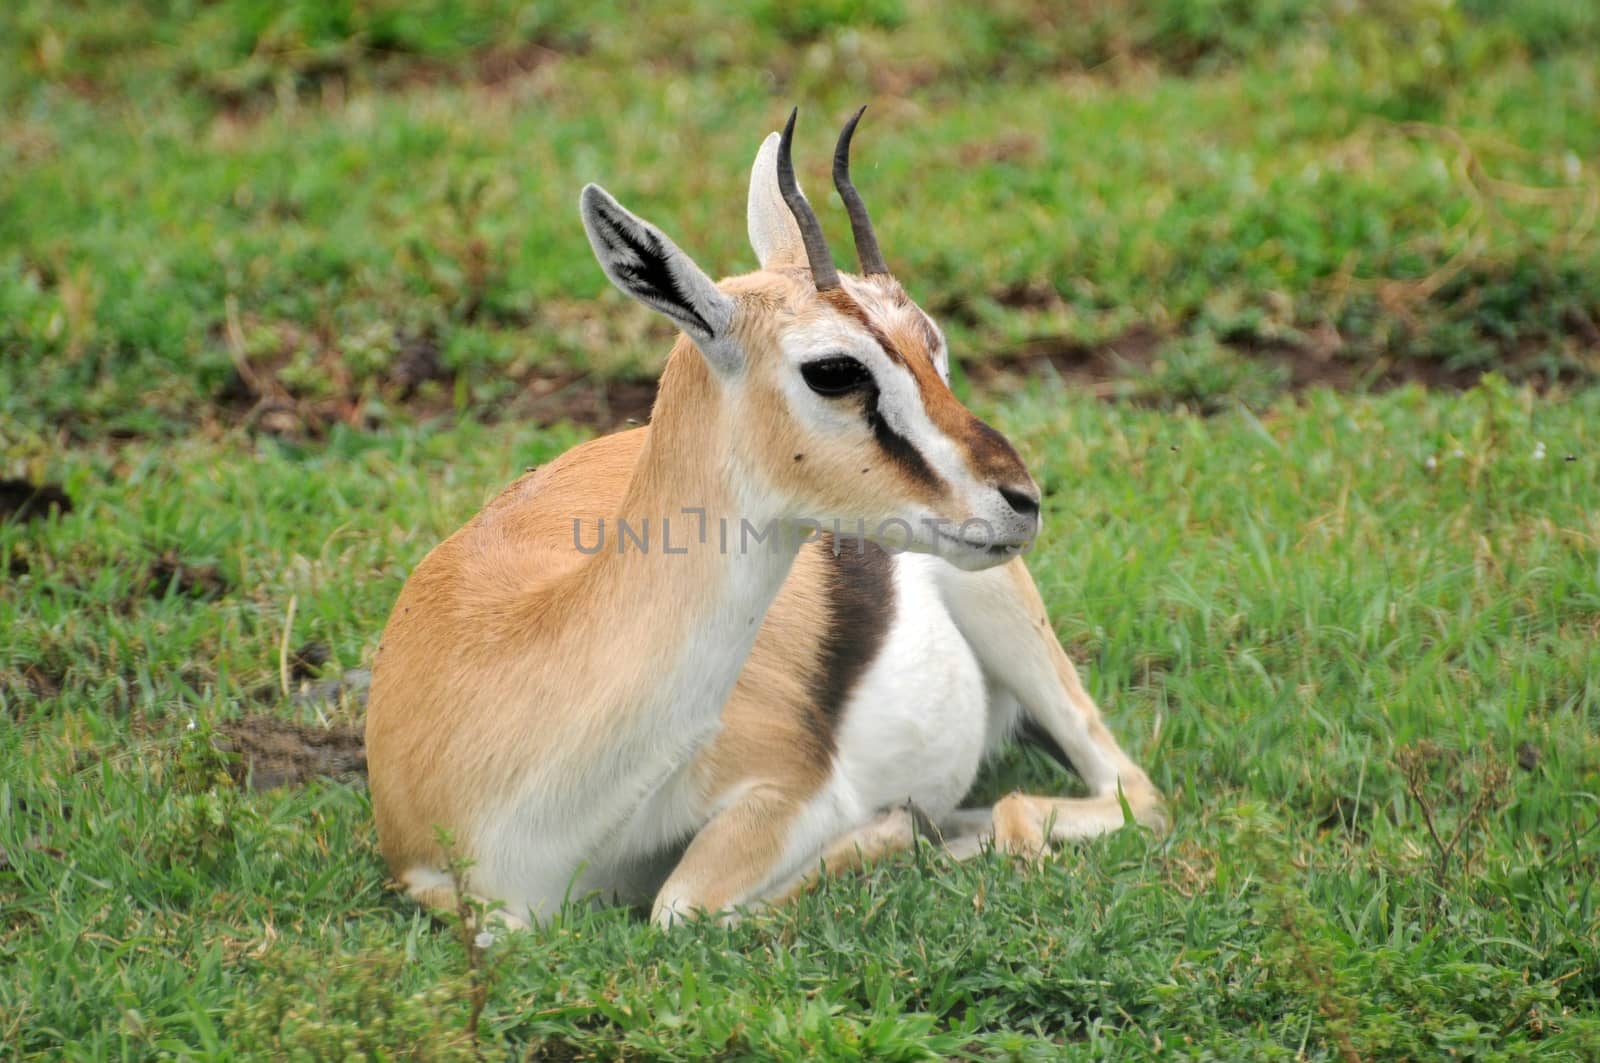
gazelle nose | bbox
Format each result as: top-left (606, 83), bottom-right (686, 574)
top-left (998, 484), bottom-right (1040, 518)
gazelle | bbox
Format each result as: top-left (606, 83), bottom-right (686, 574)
top-left (366, 109), bottom-right (1167, 927)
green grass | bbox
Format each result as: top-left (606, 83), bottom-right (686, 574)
top-left (2, 0), bottom-right (1598, 436)
top-left (4, 0), bottom-right (1600, 1058)
top-left (5, 382), bottom-right (1598, 1058)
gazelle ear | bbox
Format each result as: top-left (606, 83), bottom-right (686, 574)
top-left (580, 184), bottom-right (739, 373)
top-left (747, 132), bottom-right (807, 270)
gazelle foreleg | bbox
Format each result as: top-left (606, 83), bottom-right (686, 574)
top-left (649, 784), bottom-right (805, 927)
top-left (653, 792), bottom-right (940, 925)
top-left (758, 802), bottom-right (936, 907)
top-left (936, 558), bottom-right (1169, 852)
top-left (651, 780), bottom-right (935, 926)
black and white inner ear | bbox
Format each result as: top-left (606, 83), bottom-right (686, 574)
top-left (580, 184), bottom-right (736, 362)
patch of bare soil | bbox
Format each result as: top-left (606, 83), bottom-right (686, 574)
top-left (203, 38), bottom-right (572, 122)
top-left (463, 41), bottom-right (569, 90)
top-left (970, 321), bottom-right (1584, 399)
top-left (0, 664), bottom-right (63, 712)
top-left (214, 716), bottom-right (367, 791)
top-left (1228, 328), bottom-right (1492, 392)
top-left (216, 331), bottom-right (659, 439)
top-left (213, 322), bottom-right (457, 437)
top-left (196, 283), bottom-right (1595, 441)
top-left (144, 550), bottom-right (229, 601)
top-left (246, 642), bottom-right (372, 707)
top-left (965, 325), bottom-right (1164, 397)
top-left (519, 372), bottom-right (658, 429)
top-left (957, 132), bottom-right (1043, 167)
top-left (217, 329), bottom-right (1582, 442)
top-left (0, 480), bottom-right (72, 523)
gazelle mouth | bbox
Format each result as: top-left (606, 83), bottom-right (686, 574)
top-left (931, 526), bottom-right (1029, 558)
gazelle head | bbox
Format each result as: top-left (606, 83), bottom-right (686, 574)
top-left (580, 108), bottom-right (1039, 570)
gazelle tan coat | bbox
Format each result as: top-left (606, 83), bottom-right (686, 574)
top-left (365, 111), bottom-right (1167, 926)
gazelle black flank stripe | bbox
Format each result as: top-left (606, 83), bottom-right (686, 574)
top-left (802, 535), bottom-right (895, 753)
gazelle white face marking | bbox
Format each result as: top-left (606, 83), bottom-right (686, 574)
top-left (738, 271), bottom-right (1038, 569)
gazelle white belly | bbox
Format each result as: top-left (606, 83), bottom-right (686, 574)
top-left (830, 552), bottom-right (989, 822)
top-left (466, 553), bottom-right (995, 918)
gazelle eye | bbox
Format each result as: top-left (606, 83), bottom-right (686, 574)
top-left (800, 357), bottom-right (871, 396)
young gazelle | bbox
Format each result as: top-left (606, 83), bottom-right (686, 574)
top-left (365, 110), bottom-right (1167, 927)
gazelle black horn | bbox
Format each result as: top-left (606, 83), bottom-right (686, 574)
top-left (832, 106), bottom-right (890, 277)
top-left (776, 108), bottom-right (841, 291)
